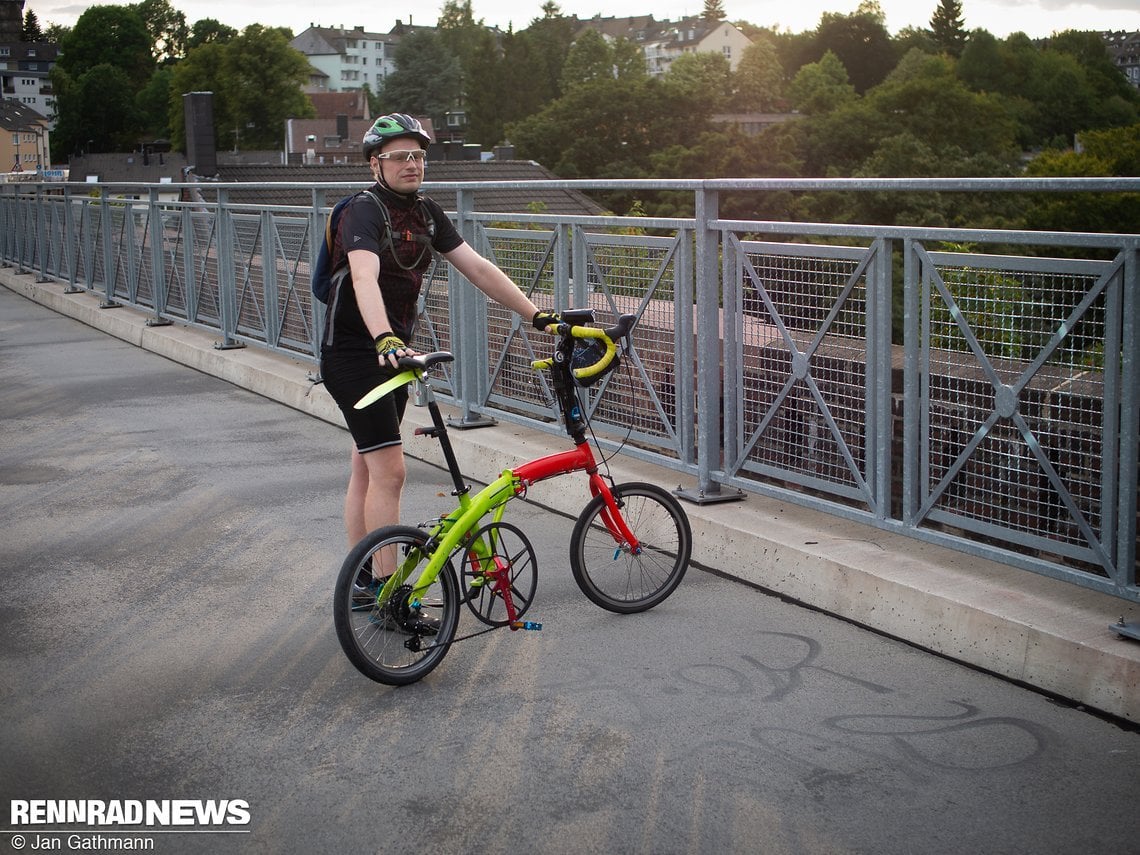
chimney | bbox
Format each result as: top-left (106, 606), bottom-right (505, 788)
top-left (336, 114), bottom-right (349, 141)
top-left (182, 92), bottom-right (217, 177)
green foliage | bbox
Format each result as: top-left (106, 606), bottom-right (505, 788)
top-left (812, 4), bottom-right (899, 93)
top-left (702, 0), bottom-right (727, 24)
top-left (132, 0), bottom-right (189, 63)
top-left (167, 27), bottom-right (313, 152)
top-left (22, 9), bottom-right (44, 41)
top-left (378, 30), bottom-right (461, 118)
top-left (221, 25), bottom-right (313, 149)
top-left (561, 29), bottom-right (614, 88)
top-left (57, 5), bottom-right (154, 88)
top-left (1022, 124), bottom-right (1140, 234)
top-left (929, 0), bottom-right (967, 57)
top-left (134, 67), bottom-right (173, 138)
top-left (167, 42), bottom-right (230, 149)
top-left (731, 36), bottom-right (784, 112)
top-left (187, 18), bottom-right (237, 48)
top-left (662, 50), bottom-right (732, 113)
top-left (52, 64), bottom-right (141, 154)
top-left (787, 50), bottom-right (857, 115)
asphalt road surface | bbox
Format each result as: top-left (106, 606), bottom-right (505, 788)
top-left (2, 286), bottom-right (1138, 854)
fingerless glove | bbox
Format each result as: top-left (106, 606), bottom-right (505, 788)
top-left (532, 311), bottom-right (560, 331)
top-left (374, 332), bottom-right (406, 354)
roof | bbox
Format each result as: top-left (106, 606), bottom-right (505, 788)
top-left (308, 91), bottom-right (370, 121)
top-left (0, 98), bottom-right (48, 131)
top-left (67, 151), bottom-right (189, 184)
top-left (204, 160), bottom-right (606, 215)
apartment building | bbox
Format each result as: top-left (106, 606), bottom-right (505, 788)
top-left (290, 21), bottom-right (430, 93)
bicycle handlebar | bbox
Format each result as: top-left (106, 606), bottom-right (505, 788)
top-left (531, 311), bottom-right (636, 381)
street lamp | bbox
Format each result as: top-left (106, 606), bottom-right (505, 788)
top-left (12, 132), bottom-right (21, 172)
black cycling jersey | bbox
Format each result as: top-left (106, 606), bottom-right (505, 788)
top-left (321, 184), bottom-right (462, 351)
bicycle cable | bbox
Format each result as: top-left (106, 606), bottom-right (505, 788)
top-left (578, 354), bottom-right (636, 482)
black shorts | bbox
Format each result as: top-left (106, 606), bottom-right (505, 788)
top-left (321, 350), bottom-right (409, 454)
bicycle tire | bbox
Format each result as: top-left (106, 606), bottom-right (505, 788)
top-left (569, 482), bottom-right (691, 613)
top-left (333, 525), bottom-right (460, 686)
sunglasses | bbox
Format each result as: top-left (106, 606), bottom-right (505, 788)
top-left (375, 149), bottom-right (427, 163)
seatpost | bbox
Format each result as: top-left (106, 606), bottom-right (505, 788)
top-left (418, 394), bottom-right (471, 497)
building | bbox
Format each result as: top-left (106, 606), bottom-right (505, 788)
top-left (290, 21), bottom-right (432, 94)
top-left (576, 15), bottom-right (754, 76)
top-left (0, 97), bottom-right (49, 172)
top-left (1102, 30), bottom-right (1140, 90)
top-left (0, 41), bottom-right (58, 124)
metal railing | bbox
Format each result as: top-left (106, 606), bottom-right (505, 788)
top-left (4, 176), bottom-right (1137, 602)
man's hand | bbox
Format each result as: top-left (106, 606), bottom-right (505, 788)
top-left (532, 311), bottom-right (560, 332)
top-left (374, 332), bottom-right (407, 366)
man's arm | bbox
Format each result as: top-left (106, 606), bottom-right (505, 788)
top-left (443, 242), bottom-right (542, 320)
top-left (347, 249), bottom-right (410, 362)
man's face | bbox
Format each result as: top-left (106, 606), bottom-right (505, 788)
top-left (373, 136), bottom-right (425, 194)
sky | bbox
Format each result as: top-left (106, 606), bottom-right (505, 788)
top-left (25, 0), bottom-right (1140, 41)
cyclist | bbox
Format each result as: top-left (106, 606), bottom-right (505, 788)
top-left (319, 112), bottom-right (558, 585)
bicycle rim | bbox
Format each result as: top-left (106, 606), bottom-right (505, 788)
top-left (569, 482), bottom-right (691, 614)
top-left (333, 525), bottom-right (460, 685)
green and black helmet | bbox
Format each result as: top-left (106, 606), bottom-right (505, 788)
top-left (362, 113), bottom-right (431, 160)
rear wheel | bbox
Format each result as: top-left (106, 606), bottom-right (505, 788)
top-left (333, 525), bottom-right (460, 685)
top-left (569, 482), bottom-right (691, 613)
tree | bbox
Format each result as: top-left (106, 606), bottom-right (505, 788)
top-left (135, 66), bottom-right (174, 139)
top-left (379, 30), bottom-right (461, 117)
top-left (731, 35), bottom-right (784, 111)
top-left (561, 29), bottom-right (614, 87)
top-left (929, 0), bottom-right (967, 57)
top-left (662, 50), bottom-right (732, 113)
top-left (52, 64), bottom-right (140, 154)
top-left (56, 5), bottom-right (154, 88)
top-left (133, 0), bottom-right (188, 63)
top-left (508, 76), bottom-right (673, 179)
top-left (167, 26), bottom-right (312, 152)
top-left (1024, 124), bottom-right (1140, 234)
top-left (22, 9), bottom-right (44, 41)
top-left (787, 50), bottom-right (856, 115)
top-left (168, 42), bottom-right (232, 150)
top-left (188, 18), bottom-right (237, 49)
top-left (702, 0), bottom-right (726, 24)
top-left (812, 2), bottom-right (898, 93)
top-left (221, 25), bottom-right (314, 150)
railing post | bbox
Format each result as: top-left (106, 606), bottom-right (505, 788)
top-left (869, 238), bottom-right (893, 520)
top-left (35, 184), bottom-right (48, 282)
top-left (147, 187), bottom-right (172, 326)
top-left (677, 184), bottom-right (741, 504)
top-left (98, 187), bottom-right (119, 308)
top-left (676, 225), bottom-right (696, 465)
top-left (214, 188), bottom-right (244, 350)
top-left (1118, 242), bottom-right (1138, 590)
top-left (310, 187), bottom-right (327, 364)
top-left (902, 237), bottom-right (920, 527)
top-left (262, 208), bottom-right (280, 348)
top-left (448, 186), bottom-right (494, 428)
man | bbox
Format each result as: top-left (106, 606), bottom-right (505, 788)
top-left (319, 113), bottom-right (557, 581)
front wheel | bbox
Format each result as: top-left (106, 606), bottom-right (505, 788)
top-left (333, 525), bottom-right (460, 686)
top-left (570, 482), bottom-right (691, 614)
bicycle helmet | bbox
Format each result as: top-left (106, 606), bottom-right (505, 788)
top-left (571, 338), bottom-right (619, 387)
top-left (362, 113), bottom-right (432, 160)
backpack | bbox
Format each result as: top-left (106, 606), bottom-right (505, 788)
top-left (311, 189), bottom-right (435, 305)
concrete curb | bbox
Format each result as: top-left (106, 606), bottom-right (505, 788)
top-left (5, 268), bottom-right (1138, 723)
